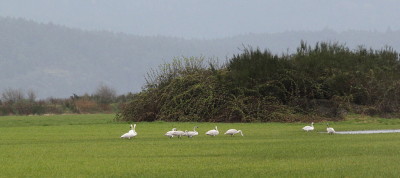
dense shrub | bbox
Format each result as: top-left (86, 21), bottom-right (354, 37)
top-left (117, 42), bottom-right (400, 122)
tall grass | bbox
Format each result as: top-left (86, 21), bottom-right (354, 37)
top-left (1, 114), bottom-right (400, 177)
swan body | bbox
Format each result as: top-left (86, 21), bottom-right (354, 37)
top-left (327, 127), bottom-right (335, 134)
top-left (302, 122), bottom-right (314, 132)
top-left (186, 126), bottom-right (199, 138)
top-left (172, 130), bottom-right (185, 138)
top-left (182, 130), bottom-right (188, 137)
top-left (121, 124), bottom-right (137, 139)
top-left (164, 128), bottom-right (177, 138)
top-left (206, 126), bottom-right (219, 136)
top-left (326, 124), bottom-right (335, 134)
top-left (224, 129), bottom-right (244, 136)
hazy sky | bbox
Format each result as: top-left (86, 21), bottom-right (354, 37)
top-left (1, 0), bottom-right (399, 38)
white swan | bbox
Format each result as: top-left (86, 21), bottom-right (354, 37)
top-left (120, 124), bottom-right (137, 139)
top-left (206, 126), bottom-right (219, 136)
top-left (164, 128), bottom-right (177, 138)
top-left (302, 122), bottom-right (314, 132)
top-left (182, 130), bottom-right (188, 137)
top-left (172, 130), bottom-right (185, 138)
top-left (224, 129), bottom-right (244, 136)
top-left (186, 126), bottom-right (199, 138)
top-left (326, 123), bottom-right (335, 134)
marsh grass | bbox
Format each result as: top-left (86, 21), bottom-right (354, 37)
top-left (1, 114), bottom-right (400, 177)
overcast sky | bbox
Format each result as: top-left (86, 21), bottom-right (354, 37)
top-left (1, 0), bottom-right (399, 39)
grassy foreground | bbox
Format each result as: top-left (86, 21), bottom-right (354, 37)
top-left (1, 114), bottom-right (400, 177)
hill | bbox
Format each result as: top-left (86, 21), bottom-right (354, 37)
top-left (1, 17), bottom-right (400, 99)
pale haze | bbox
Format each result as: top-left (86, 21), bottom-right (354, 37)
top-left (1, 0), bottom-right (399, 38)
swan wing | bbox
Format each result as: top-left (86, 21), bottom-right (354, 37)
top-left (121, 132), bottom-right (131, 138)
top-left (172, 131), bottom-right (184, 136)
top-left (302, 126), bottom-right (314, 130)
top-left (205, 130), bottom-right (214, 135)
top-left (164, 131), bottom-right (174, 137)
top-left (225, 129), bottom-right (237, 135)
top-left (327, 127), bottom-right (335, 133)
top-left (186, 131), bottom-right (198, 137)
top-left (206, 130), bottom-right (219, 135)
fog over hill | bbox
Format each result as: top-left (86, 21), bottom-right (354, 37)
top-left (1, 17), bottom-right (400, 99)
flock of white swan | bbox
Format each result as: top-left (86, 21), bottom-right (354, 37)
top-left (302, 122), bottom-right (336, 134)
top-left (120, 122), bottom-right (400, 138)
top-left (120, 124), bottom-right (244, 139)
top-left (120, 122), bottom-right (335, 139)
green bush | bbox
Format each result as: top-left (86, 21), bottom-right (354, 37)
top-left (117, 42), bottom-right (400, 122)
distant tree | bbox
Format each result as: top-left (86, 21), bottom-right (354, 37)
top-left (1, 88), bottom-right (24, 104)
top-left (27, 89), bottom-right (37, 102)
top-left (70, 94), bottom-right (80, 100)
top-left (94, 84), bottom-right (117, 105)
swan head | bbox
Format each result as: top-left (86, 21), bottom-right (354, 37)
top-left (215, 126), bottom-right (218, 130)
top-left (238, 130), bottom-right (244, 136)
top-left (326, 123), bottom-right (330, 127)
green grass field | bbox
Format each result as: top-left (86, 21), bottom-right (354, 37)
top-left (1, 114), bottom-right (400, 177)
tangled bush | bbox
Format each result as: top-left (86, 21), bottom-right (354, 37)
top-left (117, 42), bottom-right (400, 122)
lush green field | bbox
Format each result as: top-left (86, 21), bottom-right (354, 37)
top-left (1, 114), bottom-right (400, 177)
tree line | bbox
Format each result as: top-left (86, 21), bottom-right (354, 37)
top-left (116, 41), bottom-right (400, 122)
top-left (0, 84), bottom-right (134, 115)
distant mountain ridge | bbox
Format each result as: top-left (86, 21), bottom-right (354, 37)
top-left (1, 17), bottom-right (400, 98)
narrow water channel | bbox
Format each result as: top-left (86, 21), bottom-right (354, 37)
top-left (333, 129), bottom-right (400, 134)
